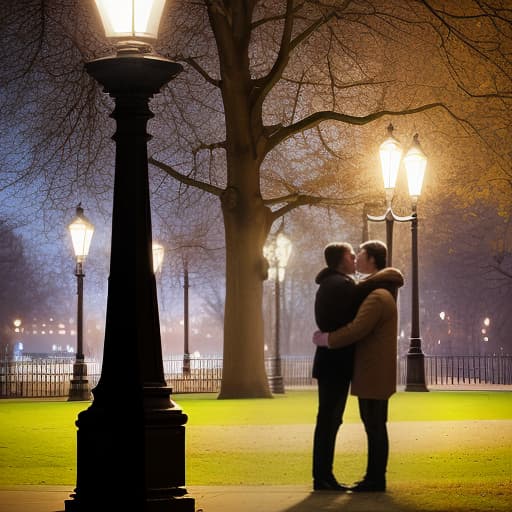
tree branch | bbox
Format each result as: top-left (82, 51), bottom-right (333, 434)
top-left (264, 191), bottom-right (367, 222)
top-left (180, 56), bottom-right (221, 87)
top-left (253, 0), bottom-right (295, 105)
top-left (149, 157), bottom-right (224, 196)
top-left (267, 102), bottom-right (448, 150)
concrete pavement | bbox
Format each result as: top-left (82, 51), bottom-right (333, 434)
top-left (0, 485), bottom-right (418, 512)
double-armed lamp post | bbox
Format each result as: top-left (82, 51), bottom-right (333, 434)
top-left (65, 1), bottom-right (194, 511)
top-left (67, 205), bottom-right (94, 401)
top-left (367, 124), bottom-right (429, 392)
top-left (264, 231), bottom-right (292, 394)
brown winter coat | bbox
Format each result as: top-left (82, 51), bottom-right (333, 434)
top-left (327, 287), bottom-right (399, 400)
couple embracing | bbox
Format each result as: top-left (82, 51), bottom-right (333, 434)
top-left (312, 240), bottom-right (403, 493)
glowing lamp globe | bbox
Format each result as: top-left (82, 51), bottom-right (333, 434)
top-left (152, 242), bottom-right (165, 273)
top-left (379, 123), bottom-right (403, 191)
top-left (94, 0), bottom-right (166, 42)
top-left (68, 206), bottom-right (95, 262)
top-left (404, 134), bottom-right (427, 200)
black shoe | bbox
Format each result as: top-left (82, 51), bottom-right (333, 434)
top-left (313, 478), bottom-right (349, 492)
top-left (350, 479), bottom-right (386, 492)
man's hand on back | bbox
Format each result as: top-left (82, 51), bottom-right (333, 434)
top-left (312, 330), bottom-right (329, 347)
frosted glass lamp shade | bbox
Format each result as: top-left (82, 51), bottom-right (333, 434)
top-left (264, 232), bottom-right (292, 282)
top-left (379, 124), bottom-right (403, 191)
top-left (94, 0), bottom-right (166, 41)
top-left (404, 134), bottom-right (427, 199)
top-left (152, 242), bottom-right (165, 273)
top-left (69, 206), bottom-right (95, 262)
top-left (275, 233), bottom-right (292, 281)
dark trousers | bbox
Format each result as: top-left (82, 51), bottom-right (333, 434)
top-left (312, 374), bottom-right (351, 481)
top-left (358, 398), bottom-right (389, 484)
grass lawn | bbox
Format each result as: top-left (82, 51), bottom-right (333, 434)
top-left (0, 390), bottom-right (511, 511)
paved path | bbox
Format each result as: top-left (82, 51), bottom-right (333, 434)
top-left (0, 484), bottom-right (428, 512)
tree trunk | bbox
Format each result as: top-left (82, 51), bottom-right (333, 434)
top-left (206, 3), bottom-right (274, 397)
top-left (218, 180), bottom-right (272, 398)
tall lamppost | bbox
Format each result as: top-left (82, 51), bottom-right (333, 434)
top-left (67, 205), bottom-right (94, 402)
top-left (65, 2), bottom-right (194, 511)
top-left (264, 230), bottom-right (292, 394)
top-left (367, 124), bottom-right (429, 392)
top-left (182, 256), bottom-right (190, 376)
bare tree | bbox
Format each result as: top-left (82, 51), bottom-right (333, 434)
top-left (0, 219), bottom-right (58, 354)
top-left (0, 1), bottom-right (510, 396)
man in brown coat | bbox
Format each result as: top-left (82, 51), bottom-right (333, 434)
top-left (313, 240), bottom-right (403, 492)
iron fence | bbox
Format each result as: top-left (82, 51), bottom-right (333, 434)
top-left (398, 354), bottom-right (512, 386)
top-left (1, 354), bottom-right (510, 398)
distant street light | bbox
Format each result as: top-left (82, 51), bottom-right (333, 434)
top-left (367, 124), bottom-right (428, 392)
top-left (67, 205), bottom-right (94, 401)
top-left (264, 230), bottom-right (292, 394)
top-left (152, 242), bottom-right (165, 274)
top-left (65, 1), bottom-right (194, 511)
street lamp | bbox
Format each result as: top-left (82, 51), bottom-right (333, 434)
top-left (403, 133), bottom-right (429, 392)
top-left (152, 242), bottom-right (165, 274)
top-left (264, 230), bottom-right (292, 394)
top-left (182, 256), bottom-right (190, 376)
top-left (65, 1), bottom-right (194, 511)
top-left (367, 124), bottom-right (428, 392)
top-left (13, 318), bottom-right (22, 332)
top-left (67, 205), bottom-right (94, 401)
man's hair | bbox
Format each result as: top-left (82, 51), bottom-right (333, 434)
top-left (360, 240), bottom-right (387, 270)
top-left (324, 242), bottom-right (353, 269)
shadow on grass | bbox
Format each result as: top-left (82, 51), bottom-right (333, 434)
top-left (282, 491), bottom-right (418, 512)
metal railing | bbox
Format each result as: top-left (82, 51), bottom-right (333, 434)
top-left (1, 354), bottom-right (510, 398)
top-left (398, 354), bottom-right (512, 386)
top-left (163, 356), bottom-right (223, 393)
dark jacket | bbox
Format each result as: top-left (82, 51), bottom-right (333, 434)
top-left (312, 268), bottom-right (358, 379)
top-left (312, 267), bottom-right (404, 380)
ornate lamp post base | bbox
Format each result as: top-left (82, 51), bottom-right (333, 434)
top-left (67, 361), bottom-right (91, 401)
top-left (64, 397), bottom-right (194, 512)
top-left (405, 339), bottom-right (428, 392)
top-left (269, 373), bottom-right (285, 394)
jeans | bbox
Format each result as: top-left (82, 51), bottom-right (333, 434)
top-left (312, 373), bottom-right (351, 481)
top-left (358, 398), bottom-right (389, 484)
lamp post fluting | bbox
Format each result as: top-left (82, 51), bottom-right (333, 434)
top-left (367, 125), bottom-right (428, 392)
top-left (65, 2), bottom-right (194, 511)
top-left (68, 205), bottom-right (94, 402)
top-left (264, 231), bottom-right (292, 394)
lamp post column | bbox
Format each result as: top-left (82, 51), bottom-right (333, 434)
top-left (65, 54), bottom-right (194, 512)
top-left (405, 207), bottom-right (428, 391)
top-left (271, 271), bottom-right (284, 394)
top-left (264, 230), bottom-right (290, 395)
top-left (68, 261), bottom-right (91, 401)
top-left (385, 212), bottom-right (394, 267)
top-left (183, 257), bottom-right (190, 375)
top-left (76, 264), bottom-right (84, 361)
